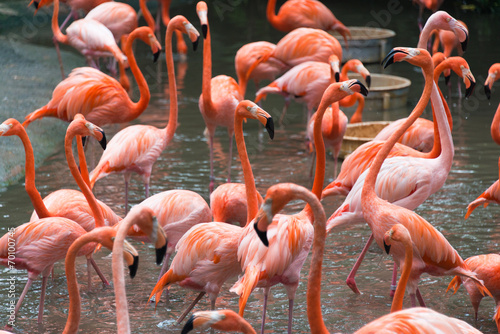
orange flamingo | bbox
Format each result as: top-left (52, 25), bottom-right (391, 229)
top-left (149, 100), bottom-right (274, 322)
top-left (266, 0), bottom-right (351, 46)
top-left (0, 117), bottom-right (115, 286)
top-left (235, 41), bottom-right (288, 98)
top-left (418, 11), bottom-right (468, 51)
top-left (231, 80), bottom-right (368, 334)
top-left (484, 63), bottom-right (500, 144)
top-left (360, 47), bottom-right (490, 307)
top-left (89, 16), bottom-right (199, 212)
top-left (337, 58), bottom-right (370, 123)
top-left (62, 226), bottom-right (139, 334)
top-left (197, 1), bottom-right (244, 193)
top-left (255, 54), bottom-right (340, 122)
top-left (448, 254), bottom-right (500, 333)
top-left (23, 26), bottom-right (161, 128)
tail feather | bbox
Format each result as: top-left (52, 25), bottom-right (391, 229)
top-left (255, 83), bottom-right (281, 104)
top-left (89, 161), bottom-right (109, 189)
top-left (230, 266), bottom-right (261, 317)
top-left (446, 275), bottom-right (462, 295)
top-left (148, 269), bottom-right (181, 308)
top-left (23, 107), bottom-right (58, 128)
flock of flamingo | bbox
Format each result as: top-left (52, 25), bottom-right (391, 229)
top-left (1, 0), bottom-right (500, 333)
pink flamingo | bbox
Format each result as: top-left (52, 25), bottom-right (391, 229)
top-left (465, 157), bottom-right (500, 219)
top-left (196, 1), bottom-right (244, 193)
top-left (484, 63), bottom-right (500, 144)
top-left (89, 16), bottom-right (199, 212)
top-left (448, 254), bottom-right (500, 333)
top-left (231, 80), bottom-right (368, 334)
top-left (266, 0), bottom-right (351, 45)
top-left (360, 47), bottom-right (490, 307)
top-left (23, 26), bottom-right (161, 128)
top-left (149, 100), bottom-right (274, 322)
top-left (412, 0), bottom-right (445, 31)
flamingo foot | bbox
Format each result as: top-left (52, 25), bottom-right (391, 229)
top-left (346, 277), bottom-right (362, 295)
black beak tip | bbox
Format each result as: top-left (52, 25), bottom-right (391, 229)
top-left (129, 255), bottom-right (139, 279)
top-left (384, 241), bottom-right (391, 255)
top-left (353, 80), bottom-right (368, 97)
top-left (201, 25), bottom-right (208, 39)
top-left (265, 117), bottom-right (274, 140)
top-left (192, 36), bottom-right (200, 52)
top-left (99, 131), bottom-right (107, 150)
top-left (181, 315), bottom-right (195, 334)
top-left (155, 244), bottom-right (167, 266)
top-left (335, 72), bottom-right (340, 83)
top-left (82, 136), bottom-right (87, 147)
top-left (254, 222), bottom-right (269, 247)
top-left (485, 85), bottom-right (491, 100)
top-left (153, 50), bottom-right (160, 63)
top-left (461, 34), bottom-right (468, 52)
top-left (445, 75), bottom-right (450, 86)
top-left (465, 81), bottom-right (475, 99)
top-left (365, 75), bottom-right (371, 88)
top-left (33, 1), bottom-right (39, 9)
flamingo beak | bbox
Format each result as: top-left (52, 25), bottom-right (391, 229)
top-left (97, 129), bottom-right (107, 150)
top-left (349, 80), bottom-right (369, 97)
top-left (265, 117), bottom-right (274, 140)
top-left (153, 50), bottom-right (160, 63)
top-left (365, 75), bottom-right (371, 88)
top-left (155, 227), bottom-right (168, 265)
top-left (201, 25), bottom-right (207, 39)
top-left (384, 241), bottom-right (391, 254)
top-left (335, 71), bottom-right (340, 82)
top-left (123, 240), bottom-right (139, 278)
top-left (465, 75), bottom-right (476, 99)
top-left (254, 221), bottom-right (269, 247)
top-left (485, 85), bottom-right (491, 100)
top-left (182, 314), bottom-right (195, 334)
top-left (381, 48), bottom-right (409, 69)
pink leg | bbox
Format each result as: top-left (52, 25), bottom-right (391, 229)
top-left (176, 292), bottom-right (206, 323)
top-left (10, 277), bottom-right (34, 326)
top-left (145, 180), bottom-right (150, 199)
top-left (410, 293), bottom-right (417, 307)
top-left (346, 233), bottom-right (374, 294)
top-left (416, 288), bottom-right (426, 307)
top-left (124, 174), bottom-right (131, 215)
top-left (53, 37), bottom-right (65, 79)
top-left (279, 97), bottom-right (291, 125)
top-left (390, 262), bottom-right (398, 298)
top-left (37, 276), bottom-right (48, 324)
top-left (309, 151), bottom-right (316, 178)
top-left (287, 298), bottom-right (294, 334)
top-left (227, 135), bottom-right (233, 183)
top-left (209, 134), bottom-right (215, 194)
top-left (89, 256), bottom-right (110, 286)
top-left (260, 286), bottom-right (270, 334)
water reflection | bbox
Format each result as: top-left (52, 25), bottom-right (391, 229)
top-left (1, 0), bottom-right (500, 333)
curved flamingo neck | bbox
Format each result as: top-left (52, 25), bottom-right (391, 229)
top-left (234, 113), bottom-right (259, 224)
top-left (266, 0), bottom-right (283, 31)
top-left (201, 17), bottom-right (216, 116)
top-left (161, 0), bottom-right (172, 26)
top-left (15, 125), bottom-right (51, 218)
top-left (390, 237), bottom-right (413, 313)
top-left (163, 19), bottom-right (180, 143)
top-left (76, 136), bottom-right (91, 187)
top-left (52, 0), bottom-right (68, 45)
top-left (65, 129), bottom-right (106, 227)
top-left (349, 94), bottom-right (364, 123)
top-left (433, 61), bottom-right (454, 131)
top-left (63, 231), bottom-right (102, 334)
top-left (418, 21), bottom-right (436, 49)
top-left (139, 0), bottom-right (155, 31)
top-left (325, 103), bottom-right (340, 138)
top-left (123, 31), bottom-right (151, 119)
top-left (491, 104), bottom-right (500, 146)
top-left (362, 59), bottom-right (434, 203)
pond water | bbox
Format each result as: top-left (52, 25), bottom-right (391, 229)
top-left (1, 0), bottom-right (500, 333)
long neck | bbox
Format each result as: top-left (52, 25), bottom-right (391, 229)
top-left (52, 0), bottom-right (68, 44)
top-left (266, 0), bottom-right (282, 31)
top-left (390, 239), bottom-right (413, 313)
top-left (433, 62), bottom-right (454, 132)
top-left (418, 24), bottom-right (433, 49)
top-left (65, 132), bottom-right (106, 227)
top-left (112, 218), bottom-right (134, 333)
top-left (163, 21), bottom-right (179, 144)
top-left (161, 0), bottom-right (172, 26)
top-left (123, 33), bottom-right (151, 119)
top-left (362, 61), bottom-right (434, 204)
top-left (349, 94), bottom-right (364, 123)
top-left (428, 81), bottom-right (453, 165)
top-left (300, 187), bottom-right (329, 334)
top-left (491, 105), bottom-right (500, 146)
top-left (139, 0), bottom-right (155, 31)
top-left (201, 19), bottom-right (215, 116)
top-left (325, 103), bottom-right (340, 138)
top-left (234, 114), bottom-right (259, 224)
top-left (63, 232), bottom-right (100, 334)
top-left (76, 136), bottom-right (91, 187)
top-left (17, 128), bottom-right (52, 218)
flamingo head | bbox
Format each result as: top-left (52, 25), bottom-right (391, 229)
top-left (237, 100), bottom-right (274, 140)
top-left (196, 1), bottom-right (208, 39)
top-left (426, 11), bottom-right (468, 52)
top-left (346, 59), bottom-right (371, 88)
top-left (70, 114), bottom-right (107, 150)
top-left (383, 224), bottom-right (412, 255)
top-left (382, 47), bottom-right (432, 71)
top-left (121, 239), bottom-right (140, 278)
top-left (328, 54), bottom-right (340, 83)
top-left (460, 64), bottom-right (476, 99)
top-left (484, 63), bottom-right (500, 100)
top-left (0, 118), bottom-right (22, 137)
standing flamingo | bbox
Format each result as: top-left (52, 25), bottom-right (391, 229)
top-left (148, 100), bottom-right (274, 322)
top-left (23, 26), bottom-right (161, 128)
top-left (231, 80), bottom-right (367, 334)
top-left (266, 0), bottom-right (351, 45)
top-left (484, 63), bottom-right (500, 144)
top-left (89, 16), bottom-right (199, 212)
top-left (62, 226), bottom-right (139, 334)
top-left (360, 47), bottom-right (490, 307)
top-left (447, 254), bottom-right (500, 333)
top-left (196, 1), bottom-right (243, 193)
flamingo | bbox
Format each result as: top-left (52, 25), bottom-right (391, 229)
top-left (323, 49), bottom-right (474, 296)
top-left (148, 100), bottom-right (274, 322)
top-left (266, 0), bottom-right (351, 46)
top-left (231, 80), bottom-right (368, 334)
top-left (418, 11), bottom-right (469, 51)
top-left (62, 226), bottom-right (139, 334)
top-left (412, 0), bottom-right (445, 31)
top-left (336, 58), bottom-right (370, 123)
top-left (448, 254), bottom-right (500, 333)
top-left (196, 1), bottom-right (244, 193)
top-left (465, 157), bottom-right (500, 219)
top-left (89, 16), bottom-right (199, 212)
top-left (234, 41), bottom-right (288, 98)
top-left (373, 55), bottom-right (475, 151)
top-left (484, 63), bottom-right (500, 144)
top-left (23, 26), bottom-right (161, 128)
top-left (359, 47), bottom-right (490, 307)
top-left (0, 116), bottom-right (115, 286)
top-left (255, 54), bottom-right (340, 122)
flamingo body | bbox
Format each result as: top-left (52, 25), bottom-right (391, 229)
top-left (85, 2), bottom-right (138, 42)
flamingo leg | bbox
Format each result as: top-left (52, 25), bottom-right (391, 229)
top-left (89, 255), bottom-right (110, 286)
top-left (37, 275), bottom-right (48, 324)
top-left (416, 288), bottom-right (426, 307)
top-left (209, 134), bottom-right (215, 194)
top-left (309, 151), bottom-right (316, 178)
top-left (287, 298), bottom-right (294, 334)
top-left (124, 174), bottom-right (131, 215)
top-left (176, 292), bottom-right (206, 324)
top-left (260, 286), bottom-right (270, 334)
top-left (227, 135), bottom-right (233, 183)
top-left (53, 38), bottom-right (65, 79)
top-left (279, 97), bottom-right (291, 125)
top-left (10, 277), bottom-right (34, 325)
top-left (346, 233), bottom-right (374, 294)
top-left (390, 262), bottom-right (398, 298)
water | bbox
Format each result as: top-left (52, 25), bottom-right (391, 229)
top-left (1, 0), bottom-right (500, 333)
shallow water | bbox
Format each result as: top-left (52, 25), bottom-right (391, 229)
top-left (1, 0), bottom-right (500, 333)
